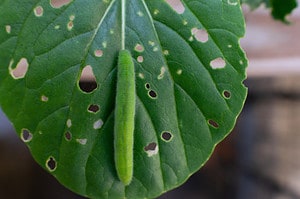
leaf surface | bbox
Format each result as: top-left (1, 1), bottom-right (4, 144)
top-left (0, 0), bottom-right (247, 198)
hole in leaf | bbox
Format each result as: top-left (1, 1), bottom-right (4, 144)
top-left (76, 138), bottom-right (87, 145)
top-left (191, 28), bottom-right (208, 43)
top-left (21, 129), bottom-right (33, 143)
top-left (158, 66), bottom-right (166, 80)
top-left (41, 95), bottom-right (48, 102)
top-left (138, 73), bottom-right (145, 79)
top-left (34, 6), bottom-right (43, 17)
top-left (183, 19), bottom-right (188, 25)
top-left (78, 82), bottom-right (98, 93)
top-left (137, 11), bottom-right (144, 17)
top-left (148, 41), bottom-right (155, 46)
top-left (210, 58), bottom-right (226, 69)
top-left (148, 90), bottom-right (157, 99)
top-left (88, 104), bottom-right (100, 113)
top-left (223, 90), bottom-right (231, 99)
top-left (208, 120), bottom-right (219, 128)
top-left (153, 9), bottom-right (159, 15)
top-left (165, 0), bottom-right (185, 14)
top-left (46, 157), bottom-right (57, 172)
top-left (5, 25), bottom-right (11, 34)
top-left (79, 65), bottom-right (98, 93)
top-left (69, 15), bottom-right (75, 21)
top-left (65, 131), bottom-right (72, 141)
top-left (134, 44), bottom-right (144, 52)
top-left (163, 50), bottom-right (169, 55)
top-left (94, 119), bottom-right (103, 130)
top-left (144, 142), bottom-right (158, 157)
top-left (94, 49), bottom-right (103, 57)
top-left (102, 41), bottom-right (107, 48)
top-left (137, 56), bottom-right (144, 63)
top-left (10, 58), bottom-right (29, 79)
top-left (177, 69), bottom-right (183, 75)
top-left (144, 142), bottom-right (157, 151)
top-left (145, 83), bottom-right (150, 90)
top-left (66, 119), bottom-right (72, 128)
top-left (67, 21), bottom-right (74, 30)
top-left (50, 0), bottom-right (72, 8)
top-left (161, 131), bottom-right (173, 142)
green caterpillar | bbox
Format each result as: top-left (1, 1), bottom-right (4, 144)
top-left (114, 49), bottom-right (136, 185)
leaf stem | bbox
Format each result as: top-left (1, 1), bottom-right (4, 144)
top-left (121, 0), bottom-right (126, 50)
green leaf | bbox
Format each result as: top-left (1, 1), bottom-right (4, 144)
top-left (242, 0), bottom-right (298, 22)
top-left (270, 0), bottom-right (298, 22)
top-left (0, 0), bottom-right (247, 198)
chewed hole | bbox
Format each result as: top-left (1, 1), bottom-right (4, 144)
top-left (93, 119), bottom-right (103, 130)
top-left (137, 56), bottom-right (144, 63)
top-left (76, 138), bottom-right (87, 145)
top-left (148, 90), bottom-right (157, 99)
top-left (177, 69), bottom-right (183, 75)
top-left (41, 95), bottom-right (48, 102)
top-left (102, 41), bottom-right (107, 48)
top-left (145, 83), bottom-right (150, 90)
top-left (137, 11), bottom-right (144, 17)
top-left (161, 131), bottom-right (173, 142)
top-left (5, 25), bottom-right (11, 34)
top-left (191, 28), bottom-right (208, 43)
top-left (21, 129), bottom-right (33, 143)
top-left (88, 104), bottom-right (100, 113)
top-left (69, 15), bottom-right (75, 21)
top-left (46, 157), bottom-right (57, 172)
top-left (183, 19), bottom-right (188, 25)
top-left (163, 50), bottom-right (169, 55)
top-left (138, 73), bottom-right (145, 79)
top-left (223, 90), bottom-right (231, 99)
top-left (144, 142), bottom-right (158, 157)
top-left (134, 44), bottom-right (144, 52)
top-left (158, 66), bottom-right (166, 80)
top-left (148, 41), bottom-right (155, 47)
top-left (50, 0), bottom-right (72, 8)
top-left (66, 119), bottom-right (72, 128)
top-left (165, 0), bottom-right (185, 14)
top-left (34, 6), bottom-right (43, 17)
top-left (153, 9), bottom-right (159, 15)
top-left (210, 58), bottom-right (226, 69)
top-left (79, 65), bottom-right (98, 93)
top-left (208, 120), bottom-right (219, 128)
top-left (65, 131), bottom-right (72, 141)
top-left (10, 58), bottom-right (29, 79)
top-left (67, 21), bottom-right (74, 31)
top-left (94, 49), bottom-right (103, 57)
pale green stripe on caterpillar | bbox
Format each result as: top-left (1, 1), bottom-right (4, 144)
top-left (114, 49), bottom-right (136, 185)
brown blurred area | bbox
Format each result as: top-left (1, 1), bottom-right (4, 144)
top-left (1, 1), bottom-right (300, 199)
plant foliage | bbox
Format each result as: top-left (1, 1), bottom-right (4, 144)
top-left (0, 0), bottom-right (247, 198)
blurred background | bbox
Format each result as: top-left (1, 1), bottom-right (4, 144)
top-left (1, 2), bottom-right (300, 199)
